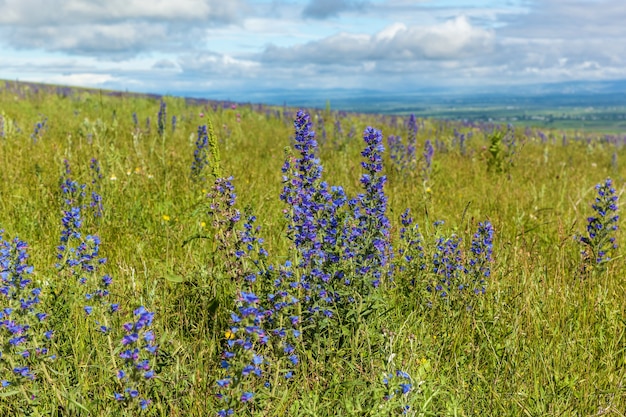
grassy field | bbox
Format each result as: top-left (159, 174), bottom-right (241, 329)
top-left (0, 81), bottom-right (624, 416)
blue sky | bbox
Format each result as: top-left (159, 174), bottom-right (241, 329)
top-left (1, 0), bottom-right (624, 101)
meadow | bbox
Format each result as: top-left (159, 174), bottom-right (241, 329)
top-left (0, 80), bottom-right (624, 416)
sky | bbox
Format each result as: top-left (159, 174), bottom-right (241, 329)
top-left (1, 0), bottom-right (625, 102)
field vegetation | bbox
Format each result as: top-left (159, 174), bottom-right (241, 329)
top-left (0, 81), bottom-right (624, 416)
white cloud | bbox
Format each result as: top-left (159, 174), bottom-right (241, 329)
top-left (7, 23), bottom-right (172, 56)
top-left (178, 52), bottom-right (260, 77)
top-left (377, 16), bottom-right (494, 60)
top-left (0, 0), bottom-right (244, 24)
top-left (374, 23), bottom-right (406, 42)
top-left (47, 73), bottom-right (118, 86)
top-left (0, 0), bottom-right (245, 58)
top-left (262, 16), bottom-right (494, 63)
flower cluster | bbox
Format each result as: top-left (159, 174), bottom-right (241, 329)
top-left (235, 215), bottom-right (269, 281)
top-left (381, 369), bottom-right (413, 415)
top-left (453, 129), bottom-right (469, 156)
top-left (216, 290), bottom-right (271, 416)
top-left (191, 125), bottom-right (210, 182)
top-left (192, 121), bottom-right (221, 182)
top-left (58, 159), bottom-right (102, 225)
top-left (197, 137), bottom-right (307, 414)
top-left (192, 125), bottom-right (209, 179)
top-left (30, 116), bottom-right (47, 142)
top-left (265, 261), bottom-right (301, 379)
top-left (75, 235), bottom-right (119, 332)
top-left (280, 110), bottom-right (324, 266)
top-left (89, 158), bottom-right (104, 218)
top-left (208, 174), bottom-right (301, 412)
top-left (467, 221), bottom-right (494, 294)
top-left (57, 163), bottom-right (116, 332)
top-left (280, 113), bottom-right (346, 320)
top-left (431, 232), bottom-right (465, 298)
top-left (115, 306), bottom-right (158, 410)
top-left (386, 115), bottom-right (419, 174)
top-left (279, 111), bottom-right (352, 325)
top-left (387, 135), bottom-right (406, 172)
top-left (200, 110), bottom-right (496, 415)
top-left (0, 232), bottom-right (54, 391)
top-left (577, 178), bottom-right (619, 269)
top-left (353, 127), bottom-right (391, 289)
top-left (421, 139), bottom-right (434, 183)
top-left (395, 209), bottom-right (426, 287)
top-left (157, 100), bottom-right (167, 137)
top-left (57, 167), bottom-right (87, 267)
top-left (207, 176), bottom-right (243, 278)
top-left (279, 112), bottom-right (398, 332)
top-left (406, 114), bottom-right (418, 142)
top-left (416, 220), bottom-right (495, 304)
top-left (333, 117), bottom-right (343, 145)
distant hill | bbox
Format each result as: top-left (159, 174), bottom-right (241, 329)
top-left (4, 78), bottom-right (626, 131)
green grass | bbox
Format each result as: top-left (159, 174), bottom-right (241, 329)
top-left (0, 81), bottom-right (624, 416)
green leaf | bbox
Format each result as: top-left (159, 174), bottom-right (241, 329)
top-left (0, 390), bottom-right (21, 398)
top-left (164, 273), bottom-right (185, 283)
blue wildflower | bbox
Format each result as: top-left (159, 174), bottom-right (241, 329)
top-left (467, 221), bottom-right (494, 294)
top-left (0, 231), bottom-right (54, 393)
top-left (157, 100), bottom-right (166, 137)
top-left (577, 178), bottom-right (619, 270)
top-left (115, 306), bottom-right (158, 409)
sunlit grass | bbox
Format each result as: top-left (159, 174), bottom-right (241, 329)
top-left (0, 81), bottom-right (624, 416)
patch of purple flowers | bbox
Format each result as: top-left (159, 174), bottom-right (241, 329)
top-left (157, 100), bottom-right (166, 137)
top-left (191, 125), bottom-right (210, 181)
top-left (57, 161), bottom-right (117, 332)
top-left (421, 140), bottom-right (434, 183)
top-left (577, 178), bottom-right (619, 269)
top-left (115, 306), bottom-right (158, 410)
top-left (467, 221), bottom-right (494, 294)
top-left (216, 288), bottom-right (270, 415)
top-left (382, 369), bottom-right (414, 414)
top-left (353, 126), bottom-right (392, 289)
top-left (0, 231), bottom-right (54, 391)
top-left (30, 116), bottom-right (47, 143)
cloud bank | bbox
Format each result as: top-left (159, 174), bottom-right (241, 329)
top-left (1, 0), bottom-right (625, 97)
top-left (0, 0), bottom-right (244, 58)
